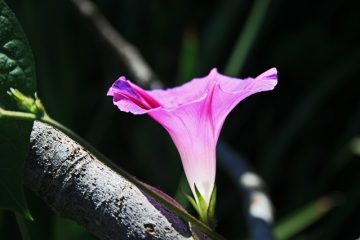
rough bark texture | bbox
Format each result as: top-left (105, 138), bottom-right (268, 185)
top-left (25, 121), bottom-right (194, 240)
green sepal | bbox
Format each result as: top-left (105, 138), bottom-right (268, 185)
top-left (184, 192), bottom-right (200, 213)
top-left (194, 184), bottom-right (208, 223)
top-left (207, 185), bottom-right (217, 228)
top-left (185, 184), bottom-right (217, 229)
top-left (7, 88), bottom-right (36, 113)
top-left (7, 88), bottom-right (47, 118)
top-left (34, 93), bottom-right (47, 116)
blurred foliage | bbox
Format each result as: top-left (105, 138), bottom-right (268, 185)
top-left (1, 0), bottom-right (360, 239)
top-left (274, 196), bottom-right (336, 240)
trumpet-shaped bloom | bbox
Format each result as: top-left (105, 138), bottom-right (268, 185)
top-left (107, 68), bottom-right (277, 206)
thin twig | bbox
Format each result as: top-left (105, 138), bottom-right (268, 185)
top-left (68, 0), bottom-right (162, 89)
top-left (68, 0), bottom-right (275, 239)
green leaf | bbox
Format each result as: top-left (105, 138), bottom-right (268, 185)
top-left (274, 196), bottom-right (335, 240)
top-left (0, 0), bottom-right (36, 218)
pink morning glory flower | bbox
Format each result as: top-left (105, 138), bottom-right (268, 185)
top-left (107, 68), bottom-right (277, 209)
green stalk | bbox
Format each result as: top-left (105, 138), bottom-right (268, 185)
top-left (0, 109), bottom-right (36, 121)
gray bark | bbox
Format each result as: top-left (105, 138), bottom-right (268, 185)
top-left (25, 121), bottom-right (195, 240)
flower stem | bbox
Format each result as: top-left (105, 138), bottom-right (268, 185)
top-left (0, 108), bottom-right (36, 121)
top-left (0, 108), bottom-right (225, 240)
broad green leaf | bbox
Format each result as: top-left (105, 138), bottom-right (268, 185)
top-left (274, 196), bottom-right (335, 240)
top-left (0, 0), bottom-right (36, 218)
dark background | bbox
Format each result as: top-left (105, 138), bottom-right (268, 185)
top-left (1, 0), bottom-right (359, 239)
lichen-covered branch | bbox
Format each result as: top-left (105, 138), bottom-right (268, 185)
top-left (24, 121), bottom-right (196, 240)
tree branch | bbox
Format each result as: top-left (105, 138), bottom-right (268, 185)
top-left (25, 121), bottom-right (198, 240)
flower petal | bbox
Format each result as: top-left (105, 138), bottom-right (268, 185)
top-left (211, 68), bottom-right (278, 137)
top-left (149, 102), bottom-right (216, 204)
top-left (107, 76), bottom-right (161, 114)
top-left (147, 69), bottom-right (217, 109)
